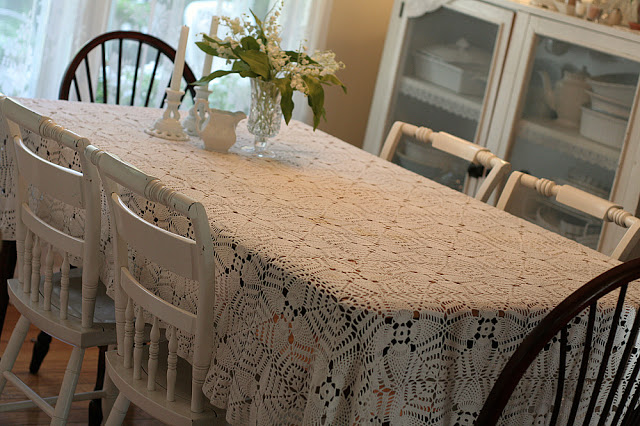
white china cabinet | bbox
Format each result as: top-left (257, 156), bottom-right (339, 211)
top-left (366, 0), bottom-right (640, 254)
top-left (364, 0), bottom-right (514, 191)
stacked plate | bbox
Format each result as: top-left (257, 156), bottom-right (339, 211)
top-left (580, 73), bottom-right (638, 148)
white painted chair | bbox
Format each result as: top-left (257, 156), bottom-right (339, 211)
top-left (0, 95), bottom-right (117, 424)
top-left (497, 171), bottom-right (640, 261)
top-left (380, 121), bottom-right (511, 203)
top-left (86, 146), bottom-right (226, 425)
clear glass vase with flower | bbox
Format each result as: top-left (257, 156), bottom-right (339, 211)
top-left (195, 3), bottom-right (346, 157)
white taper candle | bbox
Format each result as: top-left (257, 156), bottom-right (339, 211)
top-left (170, 25), bottom-right (190, 91)
top-left (201, 16), bottom-right (219, 77)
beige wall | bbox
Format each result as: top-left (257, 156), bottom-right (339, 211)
top-left (319, 0), bottom-right (395, 148)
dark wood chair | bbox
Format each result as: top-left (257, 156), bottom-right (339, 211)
top-left (477, 257), bottom-right (640, 425)
top-left (58, 30), bottom-right (197, 106)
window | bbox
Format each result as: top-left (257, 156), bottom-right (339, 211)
top-left (0, 0), bottom-right (316, 114)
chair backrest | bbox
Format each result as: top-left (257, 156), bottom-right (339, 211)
top-left (86, 145), bottom-right (215, 413)
top-left (380, 121), bottom-right (511, 202)
top-left (0, 95), bottom-right (101, 328)
top-left (497, 171), bottom-right (640, 261)
top-left (59, 31), bottom-right (197, 107)
top-left (476, 257), bottom-right (640, 425)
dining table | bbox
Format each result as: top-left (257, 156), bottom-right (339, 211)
top-left (0, 97), bottom-right (632, 425)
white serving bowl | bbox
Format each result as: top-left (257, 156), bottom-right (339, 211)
top-left (579, 106), bottom-right (627, 149)
top-left (587, 73), bottom-right (638, 107)
top-left (587, 90), bottom-right (631, 119)
top-left (412, 40), bottom-right (491, 96)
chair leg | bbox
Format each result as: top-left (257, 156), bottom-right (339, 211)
top-left (29, 331), bottom-right (52, 374)
top-left (0, 240), bottom-right (17, 342)
top-left (104, 393), bottom-right (130, 426)
top-left (0, 315), bottom-right (30, 394)
top-left (102, 365), bottom-right (118, 421)
top-left (50, 346), bottom-right (85, 426)
top-left (88, 345), bottom-right (108, 425)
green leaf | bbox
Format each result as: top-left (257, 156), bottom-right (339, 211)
top-left (303, 76), bottom-right (326, 130)
top-left (240, 36), bottom-right (261, 51)
top-left (275, 77), bottom-right (295, 125)
top-left (284, 50), bottom-right (300, 62)
top-left (236, 50), bottom-right (270, 79)
top-left (250, 9), bottom-right (265, 34)
top-left (195, 41), bottom-right (219, 56)
top-left (202, 34), bottom-right (232, 48)
top-left (249, 9), bottom-right (269, 45)
top-left (320, 74), bottom-right (347, 93)
top-left (232, 60), bottom-right (259, 78)
top-left (284, 51), bottom-right (319, 65)
top-left (194, 69), bottom-right (239, 85)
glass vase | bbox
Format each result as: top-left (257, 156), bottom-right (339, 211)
top-left (244, 77), bottom-right (282, 157)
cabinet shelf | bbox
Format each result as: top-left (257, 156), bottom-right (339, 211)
top-left (516, 118), bottom-right (620, 170)
top-left (398, 76), bottom-right (483, 121)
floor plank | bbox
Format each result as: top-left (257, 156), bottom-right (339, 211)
top-left (0, 304), bottom-right (162, 425)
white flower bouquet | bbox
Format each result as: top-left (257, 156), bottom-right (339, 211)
top-left (195, 5), bottom-right (346, 129)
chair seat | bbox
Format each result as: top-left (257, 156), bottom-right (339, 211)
top-left (105, 345), bottom-right (227, 426)
top-left (8, 268), bottom-right (116, 348)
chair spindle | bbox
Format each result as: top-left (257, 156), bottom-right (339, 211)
top-left (115, 274), bottom-right (127, 357)
top-left (116, 39), bottom-right (123, 105)
top-left (147, 317), bottom-right (160, 391)
top-left (30, 236), bottom-right (41, 303)
top-left (72, 76), bottom-right (82, 102)
top-left (612, 316), bottom-right (640, 424)
top-left (166, 325), bottom-right (178, 402)
top-left (622, 386), bottom-right (640, 424)
top-left (146, 50), bottom-right (162, 108)
top-left (133, 305), bottom-right (145, 380)
top-left (599, 291), bottom-right (640, 425)
top-left (83, 57), bottom-right (94, 103)
top-left (584, 285), bottom-right (628, 422)
top-left (567, 304), bottom-right (597, 423)
top-left (101, 43), bottom-right (107, 103)
top-left (23, 230), bottom-right (33, 295)
top-left (124, 297), bottom-right (134, 368)
top-left (59, 252), bottom-right (70, 320)
top-left (16, 235), bottom-right (24, 285)
top-left (43, 244), bottom-right (54, 310)
top-left (131, 41), bottom-right (143, 106)
top-left (548, 327), bottom-right (567, 426)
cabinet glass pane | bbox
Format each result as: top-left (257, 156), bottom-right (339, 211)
top-left (388, 7), bottom-right (499, 191)
top-left (510, 35), bottom-right (640, 249)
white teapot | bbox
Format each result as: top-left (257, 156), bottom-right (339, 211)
top-left (539, 68), bottom-right (591, 127)
top-left (195, 100), bottom-right (246, 152)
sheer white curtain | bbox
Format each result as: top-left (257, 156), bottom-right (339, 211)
top-left (0, 0), bottom-right (324, 116)
top-left (0, 0), bottom-right (111, 98)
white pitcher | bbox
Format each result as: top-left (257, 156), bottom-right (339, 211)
top-left (196, 100), bottom-right (246, 152)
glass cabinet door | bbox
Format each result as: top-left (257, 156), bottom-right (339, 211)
top-left (364, 0), bottom-right (514, 192)
top-left (488, 15), bottom-right (640, 252)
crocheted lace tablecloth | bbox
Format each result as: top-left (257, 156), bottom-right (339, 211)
top-left (0, 99), bottom-right (632, 425)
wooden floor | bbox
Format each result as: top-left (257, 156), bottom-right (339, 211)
top-left (0, 304), bottom-right (162, 425)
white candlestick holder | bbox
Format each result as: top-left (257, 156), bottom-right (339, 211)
top-left (145, 88), bottom-right (189, 141)
top-left (182, 86), bottom-right (212, 136)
